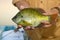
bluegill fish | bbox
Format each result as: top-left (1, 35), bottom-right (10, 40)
top-left (12, 8), bottom-right (51, 27)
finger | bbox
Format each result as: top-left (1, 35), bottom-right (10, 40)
top-left (43, 24), bottom-right (52, 27)
top-left (31, 27), bottom-right (35, 29)
top-left (41, 20), bottom-right (50, 24)
top-left (18, 25), bottom-right (23, 28)
top-left (43, 13), bottom-right (49, 15)
top-left (25, 26), bottom-right (35, 30)
top-left (14, 25), bottom-right (22, 32)
top-left (19, 0), bottom-right (30, 10)
top-left (15, 0), bottom-right (30, 10)
top-left (25, 26), bottom-right (31, 30)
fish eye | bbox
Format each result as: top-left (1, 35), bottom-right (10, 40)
top-left (14, 16), bottom-right (17, 18)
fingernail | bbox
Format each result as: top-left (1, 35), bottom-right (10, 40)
top-left (20, 5), bottom-right (25, 9)
top-left (32, 27), bottom-right (35, 29)
top-left (25, 26), bottom-right (31, 30)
